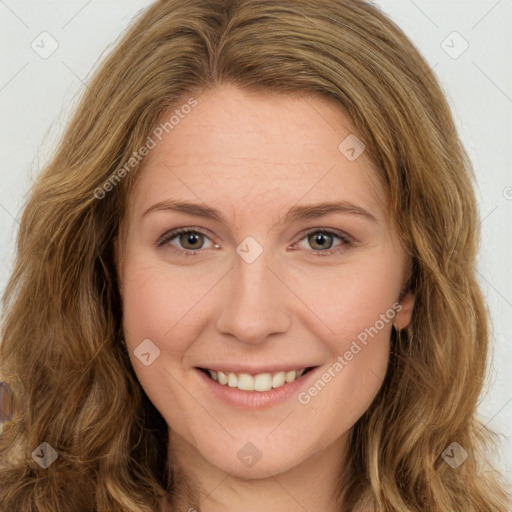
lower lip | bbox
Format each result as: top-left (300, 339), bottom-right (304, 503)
top-left (195, 367), bottom-right (319, 409)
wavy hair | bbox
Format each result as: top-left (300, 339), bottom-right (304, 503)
top-left (1, 0), bottom-right (510, 510)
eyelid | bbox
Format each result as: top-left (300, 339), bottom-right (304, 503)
top-left (157, 226), bottom-right (355, 255)
top-left (156, 226), bottom-right (216, 249)
top-left (298, 226), bottom-right (353, 244)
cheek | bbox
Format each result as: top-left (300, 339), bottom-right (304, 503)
top-left (290, 256), bottom-right (399, 413)
top-left (298, 307), bottom-right (392, 432)
top-left (291, 255), bottom-right (402, 348)
top-left (120, 253), bottom-right (205, 344)
top-left (119, 256), bottom-right (203, 426)
top-left (304, 339), bottom-right (390, 436)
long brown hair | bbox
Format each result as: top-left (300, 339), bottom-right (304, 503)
top-left (1, 0), bottom-right (510, 510)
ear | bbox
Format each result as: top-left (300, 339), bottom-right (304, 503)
top-left (394, 288), bottom-right (415, 330)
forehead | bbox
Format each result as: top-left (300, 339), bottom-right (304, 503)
top-left (129, 84), bottom-right (387, 225)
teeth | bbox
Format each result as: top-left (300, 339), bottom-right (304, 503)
top-left (255, 373), bottom-right (272, 391)
top-left (228, 373), bottom-right (238, 388)
top-left (272, 371), bottom-right (286, 388)
top-left (206, 368), bottom-right (308, 392)
top-left (285, 370), bottom-right (297, 383)
top-left (237, 373), bottom-right (254, 391)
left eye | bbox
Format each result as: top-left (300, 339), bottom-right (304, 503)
top-left (293, 229), bottom-right (353, 256)
top-left (157, 228), bottom-right (353, 256)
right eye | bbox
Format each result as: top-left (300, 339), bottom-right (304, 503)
top-left (157, 228), bottom-right (217, 256)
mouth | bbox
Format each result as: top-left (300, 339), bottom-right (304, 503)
top-left (196, 366), bottom-right (317, 392)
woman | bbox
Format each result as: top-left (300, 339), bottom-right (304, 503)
top-left (0, 0), bottom-right (510, 510)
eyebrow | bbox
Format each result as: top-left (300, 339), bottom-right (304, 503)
top-left (142, 199), bottom-right (379, 224)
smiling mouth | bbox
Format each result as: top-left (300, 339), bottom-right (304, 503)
top-left (197, 366), bottom-right (316, 392)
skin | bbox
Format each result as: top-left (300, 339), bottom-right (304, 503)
top-left (116, 83), bottom-right (415, 511)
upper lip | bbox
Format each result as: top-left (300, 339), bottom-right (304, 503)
top-left (196, 363), bottom-right (319, 374)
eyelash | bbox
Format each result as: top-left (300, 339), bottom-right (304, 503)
top-left (156, 227), bottom-right (354, 257)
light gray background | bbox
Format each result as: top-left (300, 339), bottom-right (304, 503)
top-left (1, 0), bottom-right (511, 481)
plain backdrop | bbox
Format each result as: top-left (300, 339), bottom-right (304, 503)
top-left (1, 0), bottom-right (511, 481)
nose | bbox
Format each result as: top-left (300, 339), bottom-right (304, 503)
top-left (215, 248), bottom-right (291, 345)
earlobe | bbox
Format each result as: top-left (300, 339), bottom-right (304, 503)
top-left (394, 291), bottom-right (415, 330)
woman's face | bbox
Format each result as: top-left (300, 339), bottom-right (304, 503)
top-left (116, 83), bottom-right (414, 480)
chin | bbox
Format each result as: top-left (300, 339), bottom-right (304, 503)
top-left (194, 437), bottom-right (300, 479)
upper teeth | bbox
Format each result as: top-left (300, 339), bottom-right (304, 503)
top-left (207, 368), bottom-right (307, 392)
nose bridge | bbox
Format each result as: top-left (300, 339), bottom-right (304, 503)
top-left (215, 241), bottom-right (290, 343)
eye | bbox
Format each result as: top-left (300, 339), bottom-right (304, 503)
top-left (156, 227), bottom-right (354, 257)
top-left (292, 228), bottom-right (354, 256)
top-left (156, 228), bottom-right (217, 256)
